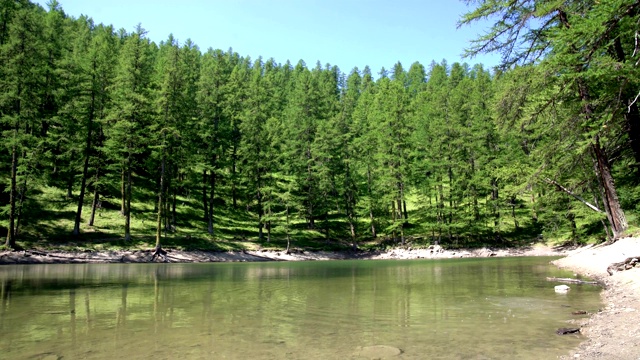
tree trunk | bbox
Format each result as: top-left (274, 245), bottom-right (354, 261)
top-left (593, 136), bottom-right (628, 238)
top-left (73, 101), bottom-right (95, 236)
top-left (120, 166), bottom-right (126, 215)
top-left (15, 178), bottom-right (27, 238)
top-left (530, 192), bottom-right (538, 224)
top-left (89, 178), bottom-right (99, 227)
top-left (391, 200), bottom-right (397, 242)
top-left (402, 199), bottom-right (408, 221)
top-left (5, 134), bottom-right (18, 249)
top-left (155, 152), bottom-right (165, 251)
top-left (567, 204), bottom-right (577, 246)
top-left (124, 157), bottom-right (132, 242)
top-left (66, 173), bottom-right (74, 199)
top-left (231, 144), bottom-right (237, 208)
top-left (346, 193), bottom-right (357, 250)
top-left (324, 212), bottom-right (330, 242)
top-left (171, 181), bottom-right (177, 229)
top-left (207, 170), bottom-right (216, 235)
top-left (510, 196), bottom-right (519, 230)
top-left (624, 101), bottom-right (640, 172)
top-left (285, 205), bottom-right (291, 254)
top-left (491, 178), bottom-right (499, 227)
top-left (202, 170), bottom-right (208, 222)
top-left (367, 165), bottom-right (376, 238)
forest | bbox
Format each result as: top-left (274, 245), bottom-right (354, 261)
top-left (1, 0), bottom-right (639, 254)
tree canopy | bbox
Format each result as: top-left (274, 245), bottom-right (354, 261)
top-left (1, 0), bottom-right (638, 251)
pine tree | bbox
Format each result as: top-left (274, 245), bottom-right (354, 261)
top-left (104, 24), bottom-right (154, 241)
top-left (150, 34), bottom-right (186, 257)
top-left (370, 77), bottom-right (411, 244)
top-left (238, 57), bottom-right (271, 240)
top-left (225, 56), bottom-right (251, 209)
top-left (461, 0), bottom-right (638, 239)
top-left (196, 48), bottom-right (234, 235)
top-left (58, 18), bottom-right (118, 236)
top-left (352, 66), bottom-right (380, 238)
top-left (282, 61), bottom-right (321, 229)
top-left (0, 2), bottom-right (46, 248)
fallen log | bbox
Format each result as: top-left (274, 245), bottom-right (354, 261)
top-left (607, 256), bottom-right (640, 275)
top-left (546, 277), bottom-right (600, 285)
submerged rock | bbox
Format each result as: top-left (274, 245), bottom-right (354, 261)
top-left (555, 284), bottom-right (571, 293)
top-left (556, 327), bottom-right (580, 335)
top-left (353, 345), bottom-right (403, 359)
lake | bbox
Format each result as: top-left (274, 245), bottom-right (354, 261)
top-left (0, 257), bottom-right (601, 359)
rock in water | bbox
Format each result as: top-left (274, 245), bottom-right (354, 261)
top-left (556, 328), bottom-right (580, 335)
top-left (555, 285), bottom-right (571, 293)
top-left (353, 345), bottom-right (403, 359)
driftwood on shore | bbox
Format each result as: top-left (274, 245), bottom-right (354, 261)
top-left (607, 256), bottom-right (640, 275)
top-left (546, 277), bottom-right (600, 285)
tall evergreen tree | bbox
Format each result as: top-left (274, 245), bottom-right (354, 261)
top-left (0, 2), bottom-right (46, 248)
top-left (461, 0), bottom-right (638, 239)
top-left (352, 66), bottom-right (380, 238)
top-left (104, 24), bottom-right (154, 241)
top-left (59, 19), bottom-right (118, 236)
top-left (370, 77), bottom-right (412, 244)
top-left (196, 48), bottom-right (234, 235)
top-left (151, 34), bottom-right (185, 256)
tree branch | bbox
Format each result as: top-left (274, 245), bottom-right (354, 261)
top-left (544, 178), bottom-right (603, 213)
top-left (629, 90), bottom-right (640, 113)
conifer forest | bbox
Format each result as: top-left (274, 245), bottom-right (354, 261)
top-left (1, 0), bottom-right (640, 252)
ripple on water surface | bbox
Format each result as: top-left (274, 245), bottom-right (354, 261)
top-left (0, 257), bottom-right (601, 359)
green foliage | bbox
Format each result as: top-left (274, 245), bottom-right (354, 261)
top-left (1, 0), bottom-right (638, 252)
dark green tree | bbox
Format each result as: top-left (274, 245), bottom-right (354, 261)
top-left (461, 0), bottom-right (638, 239)
top-left (0, 2), bottom-right (46, 248)
top-left (104, 24), bottom-right (155, 241)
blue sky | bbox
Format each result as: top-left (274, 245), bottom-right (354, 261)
top-left (37, 0), bottom-right (500, 74)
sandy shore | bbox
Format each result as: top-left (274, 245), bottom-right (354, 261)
top-left (0, 242), bottom-right (569, 264)
top-left (553, 237), bottom-right (640, 360)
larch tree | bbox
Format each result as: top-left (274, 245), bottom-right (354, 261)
top-left (461, 0), bottom-right (639, 239)
top-left (196, 48), bottom-right (234, 235)
top-left (238, 57), bottom-right (271, 240)
top-left (352, 66), bottom-right (380, 238)
top-left (60, 18), bottom-right (118, 236)
top-left (104, 24), bottom-right (155, 241)
top-left (1, 2), bottom-right (46, 248)
top-left (151, 34), bottom-right (184, 257)
top-left (370, 76), bottom-right (412, 244)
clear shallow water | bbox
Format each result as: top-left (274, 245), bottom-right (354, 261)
top-left (0, 257), bottom-right (601, 359)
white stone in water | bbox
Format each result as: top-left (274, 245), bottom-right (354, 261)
top-left (353, 345), bottom-right (402, 359)
top-left (555, 285), bottom-right (571, 293)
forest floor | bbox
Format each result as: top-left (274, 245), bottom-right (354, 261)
top-left (554, 237), bottom-right (640, 360)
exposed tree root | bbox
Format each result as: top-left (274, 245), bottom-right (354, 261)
top-left (607, 256), bottom-right (640, 275)
top-left (151, 246), bottom-right (167, 262)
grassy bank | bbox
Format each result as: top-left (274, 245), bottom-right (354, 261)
top-left (2, 182), bottom-right (616, 253)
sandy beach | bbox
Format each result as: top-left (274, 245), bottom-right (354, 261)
top-left (553, 237), bottom-right (640, 359)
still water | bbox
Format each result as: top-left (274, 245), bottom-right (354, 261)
top-left (0, 257), bottom-right (601, 359)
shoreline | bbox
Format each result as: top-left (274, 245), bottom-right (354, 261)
top-left (0, 242), bottom-right (571, 265)
top-left (553, 237), bottom-right (640, 359)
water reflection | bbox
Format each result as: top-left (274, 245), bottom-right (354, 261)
top-left (0, 258), bottom-right (601, 359)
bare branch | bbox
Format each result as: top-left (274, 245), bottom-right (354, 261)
top-left (544, 178), bottom-right (603, 213)
top-left (629, 91), bottom-right (640, 113)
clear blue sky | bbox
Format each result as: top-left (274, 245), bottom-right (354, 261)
top-left (36, 0), bottom-right (500, 74)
